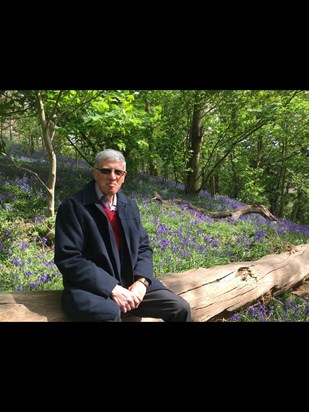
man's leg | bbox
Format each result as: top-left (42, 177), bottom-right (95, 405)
top-left (130, 289), bottom-right (192, 322)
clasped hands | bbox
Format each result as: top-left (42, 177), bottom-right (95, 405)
top-left (111, 280), bottom-right (147, 313)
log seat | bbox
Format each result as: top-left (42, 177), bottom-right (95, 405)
top-left (0, 290), bottom-right (161, 322)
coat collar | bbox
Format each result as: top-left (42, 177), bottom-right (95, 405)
top-left (81, 179), bottom-right (129, 208)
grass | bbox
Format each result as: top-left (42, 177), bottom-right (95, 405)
top-left (1, 148), bottom-right (309, 321)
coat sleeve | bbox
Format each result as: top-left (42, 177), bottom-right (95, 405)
top-left (134, 223), bottom-right (154, 278)
top-left (54, 198), bottom-right (118, 297)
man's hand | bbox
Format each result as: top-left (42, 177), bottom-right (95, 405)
top-left (128, 280), bottom-right (147, 300)
top-left (111, 284), bottom-right (142, 313)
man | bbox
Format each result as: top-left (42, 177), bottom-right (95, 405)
top-left (54, 148), bottom-right (192, 322)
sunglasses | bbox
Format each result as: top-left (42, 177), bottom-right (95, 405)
top-left (95, 167), bottom-right (126, 177)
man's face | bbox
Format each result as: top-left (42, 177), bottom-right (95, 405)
top-left (92, 160), bottom-right (127, 197)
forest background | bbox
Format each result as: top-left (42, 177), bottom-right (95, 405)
top-left (0, 90), bottom-right (308, 321)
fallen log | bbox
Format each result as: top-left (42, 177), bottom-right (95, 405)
top-left (159, 242), bottom-right (309, 321)
top-left (0, 243), bottom-right (308, 322)
top-left (152, 192), bottom-right (279, 222)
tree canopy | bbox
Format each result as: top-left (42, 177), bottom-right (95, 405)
top-left (1, 89), bottom-right (308, 225)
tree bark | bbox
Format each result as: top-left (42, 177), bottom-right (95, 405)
top-left (35, 90), bottom-right (58, 217)
top-left (184, 103), bottom-right (204, 194)
top-left (158, 243), bottom-right (309, 321)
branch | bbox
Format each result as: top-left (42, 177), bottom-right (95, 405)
top-left (152, 192), bottom-right (279, 222)
top-left (0, 156), bottom-right (50, 194)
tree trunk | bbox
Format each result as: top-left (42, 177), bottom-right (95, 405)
top-left (35, 90), bottom-right (59, 217)
top-left (158, 243), bottom-right (309, 321)
top-left (184, 103), bottom-right (204, 193)
top-left (0, 244), bottom-right (308, 322)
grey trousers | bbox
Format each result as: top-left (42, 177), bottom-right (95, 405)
top-left (121, 289), bottom-right (192, 322)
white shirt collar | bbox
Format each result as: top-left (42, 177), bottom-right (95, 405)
top-left (95, 182), bottom-right (117, 211)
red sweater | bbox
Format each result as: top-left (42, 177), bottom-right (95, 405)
top-left (102, 205), bottom-right (121, 250)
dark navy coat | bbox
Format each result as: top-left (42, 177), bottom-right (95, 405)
top-left (54, 179), bottom-right (166, 314)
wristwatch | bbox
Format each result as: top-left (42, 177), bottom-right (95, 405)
top-left (136, 277), bottom-right (150, 287)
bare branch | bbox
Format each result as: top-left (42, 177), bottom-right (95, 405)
top-left (0, 156), bottom-right (50, 194)
top-left (152, 192), bottom-right (280, 222)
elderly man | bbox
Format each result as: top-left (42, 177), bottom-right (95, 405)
top-left (54, 149), bottom-right (191, 322)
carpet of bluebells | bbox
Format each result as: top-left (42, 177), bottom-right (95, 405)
top-left (1, 149), bottom-right (309, 321)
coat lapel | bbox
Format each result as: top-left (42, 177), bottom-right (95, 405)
top-left (117, 195), bottom-right (133, 276)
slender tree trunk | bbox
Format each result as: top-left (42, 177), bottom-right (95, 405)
top-left (290, 190), bottom-right (302, 222)
top-left (278, 132), bottom-right (288, 217)
top-left (35, 90), bottom-right (57, 217)
top-left (9, 118), bottom-right (13, 141)
top-left (229, 150), bottom-right (241, 199)
top-left (144, 99), bottom-right (157, 176)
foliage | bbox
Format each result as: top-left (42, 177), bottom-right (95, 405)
top-left (1, 89), bottom-right (309, 224)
